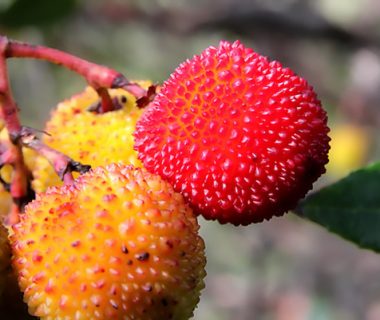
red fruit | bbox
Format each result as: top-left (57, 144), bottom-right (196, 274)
top-left (134, 40), bottom-right (330, 225)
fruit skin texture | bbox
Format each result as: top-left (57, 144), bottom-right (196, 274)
top-left (134, 40), bottom-right (330, 225)
top-left (11, 163), bottom-right (206, 320)
top-left (32, 83), bottom-right (150, 193)
top-left (0, 129), bottom-right (37, 319)
top-left (0, 224), bottom-right (32, 319)
top-left (0, 223), bottom-right (11, 296)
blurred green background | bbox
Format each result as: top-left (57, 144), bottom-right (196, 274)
top-left (1, 0), bottom-right (380, 319)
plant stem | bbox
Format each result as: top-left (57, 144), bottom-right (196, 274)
top-left (0, 34), bottom-right (154, 225)
top-left (1, 35), bottom-right (148, 112)
top-left (0, 37), bottom-right (30, 224)
top-left (20, 127), bottom-right (91, 184)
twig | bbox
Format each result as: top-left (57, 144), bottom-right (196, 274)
top-left (0, 37), bottom-right (30, 225)
top-left (20, 127), bottom-right (91, 184)
top-left (1, 35), bottom-right (149, 112)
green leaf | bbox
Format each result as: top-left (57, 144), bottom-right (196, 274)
top-left (0, 0), bottom-right (77, 28)
top-left (297, 162), bottom-right (380, 252)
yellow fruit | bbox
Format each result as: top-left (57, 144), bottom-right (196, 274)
top-left (327, 123), bottom-right (370, 178)
top-left (11, 163), bottom-right (206, 320)
top-left (0, 129), bottom-right (38, 318)
top-left (32, 83), bottom-right (151, 193)
top-left (0, 186), bottom-right (12, 222)
top-left (0, 223), bottom-right (11, 288)
top-left (0, 224), bottom-right (32, 319)
top-left (0, 223), bottom-right (12, 309)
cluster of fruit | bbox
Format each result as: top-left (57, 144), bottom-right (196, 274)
top-left (0, 40), bottom-right (330, 319)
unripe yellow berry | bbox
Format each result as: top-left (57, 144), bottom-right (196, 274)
top-left (11, 164), bottom-right (206, 320)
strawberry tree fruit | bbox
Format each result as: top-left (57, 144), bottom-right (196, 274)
top-left (32, 82), bottom-right (151, 193)
top-left (0, 223), bottom-right (11, 296)
top-left (11, 163), bottom-right (206, 320)
top-left (0, 129), bottom-right (37, 318)
top-left (0, 224), bottom-right (32, 319)
top-left (134, 40), bottom-right (330, 225)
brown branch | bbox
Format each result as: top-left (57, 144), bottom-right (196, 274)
top-left (20, 127), bottom-right (91, 184)
top-left (136, 84), bottom-right (158, 108)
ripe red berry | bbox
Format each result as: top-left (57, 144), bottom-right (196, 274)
top-left (134, 40), bottom-right (330, 225)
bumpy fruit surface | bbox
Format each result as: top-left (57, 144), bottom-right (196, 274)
top-left (11, 164), bottom-right (206, 320)
top-left (135, 40), bottom-right (330, 225)
top-left (32, 83), bottom-right (150, 193)
top-left (0, 223), bottom-right (11, 293)
top-left (0, 130), bottom-right (37, 318)
top-left (0, 224), bottom-right (31, 320)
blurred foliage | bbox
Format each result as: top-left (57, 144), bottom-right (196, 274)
top-left (0, 0), bottom-right (76, 27)
top-left (1, 0), bottom-right (380, 319)
top-left (327, 123), bottom-right (370, 179)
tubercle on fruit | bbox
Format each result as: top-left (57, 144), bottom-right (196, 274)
top-left (0, 34), bottom-right (150, 224)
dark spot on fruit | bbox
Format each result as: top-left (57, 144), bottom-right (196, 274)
top-left (110, 300), bottom-right (118, 309)
top-left (180, 251), bottom-right (186, 257)
top-left (32, 254), bottom-right (43, 263)
top-left (127, 260), bottom-right (133, 265)
top-left (136, 252), bottom-right (150, 261)
top-left (112, 97), bottom-right (123, 110)
top-left (161, 298), bottom-right (168, 306)
top-left (93, 266), bottom-right (105, 274)
top-left (103, 194), bottom-right (117, 202)
top-left (303, 155), bottom-right (322, 180)
top-left (121, 245), bottom-right (129, 254)
top-left (166, 240), bottom-right (173, 248)
top-left (71, 240), bottom-right (81, 247)
top-left (251, 153), bottom-right (259, 162)
top-left (121, 95), bottom-right (127, 103)
top-left (142, 284), bottom-right (153, 292)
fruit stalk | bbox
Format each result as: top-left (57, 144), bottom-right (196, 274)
top-left (0, 37), bottom-right (30, 225)
top-left (0, 35), bottom-right (148, 112)
top-left (20, 127), bottom-right (91, 184)
top-left (0, 36), bottom-right (92, 224)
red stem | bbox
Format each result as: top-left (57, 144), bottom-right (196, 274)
top-left (0, 40), bottom-right (22, 137)
top-left (20, 127), bottom-right (91, 185)
top-left (0, 37), bottom-right (29, 224)
top-left (1, 35), bottom-right (148, 112)
top-left (0, 34), bottom-right (154, 225)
